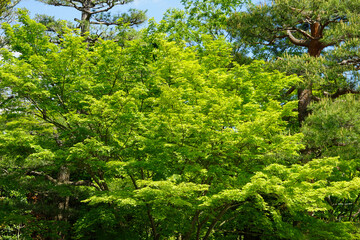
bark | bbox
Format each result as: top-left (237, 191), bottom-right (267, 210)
top-left (56, 165), bottom-right (70, 221)
top-left (297, 86), bottom-right (312, 125)
top-left (285, 86), bottom-right (296, 96)
top-left (324, 88), bottom-right (360, 99)
top-left (283, 22), bottom-right (324, 124)
top-left (308, 39), bottom-right (322, 57)
top-left (298, 22), bottom-right (323, 124)
top-left (286, 30), bottom-right (310, 47)
top-left (308, 22), bottom-right (323, 57)
top-left (147, 206), bottom-right (160, 240)
top-left (80, 2), bottom-right (92, 34)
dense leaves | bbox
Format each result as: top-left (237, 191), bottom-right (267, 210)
top-left (1, 1), bottom-right (360, 239)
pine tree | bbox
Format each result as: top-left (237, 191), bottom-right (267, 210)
top-left (227, 0), bottom-right (360, 124)
top-left (36, 0), bottom-right (146, 37)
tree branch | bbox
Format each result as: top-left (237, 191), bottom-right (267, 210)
top-left (285, 86), bottom-right (296, 96)
top-left (312, 95), bottom-right (321, 102)
top-left (129, 174), bottom-right (139, 189)
top-left (147, 205), bottom-right (159, 240)
top-left (0, 95), bottom-right (14, 107)
top-left (321, 16), bottom-right (346, 30)
top-left (203, 204), bottom-right (236, 240)
top-left (72, 180), bottom-right (100, 190)
top-left (28, 171), bottom-right (57, 184)
top-left (288, 6), bottom-right (312, 18)
top-left (50, 0), bottom-right (82, 12)
top-left (323, 88), bottom-right (360, 99)
top-left (254, 34), bottom-right (288, 46)
top-left (291, 26), bottom-right (319, 40)
top-left (76, 19), bottom-right (142, 27)
top-left (349, 194), bottom-right (360, 221)
top-left (322, 41), bottom-right (340, 49)
top-left (286, 30), bottom-right (310, 47)
top-left (339, 57), bottom-right (360, 69)
top-left (184, 210), bottom-right (201, 240)
top-left (27, 170), bottom-right (100, 189)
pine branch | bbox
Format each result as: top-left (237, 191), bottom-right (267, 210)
top-left (339, 57), bottom-right (360, 69)
top-left (288, 6), bottom-right (312, 19)
top-left (312, 95), bottom-right (321, 102)
top-left (255, 34), bottom-right (288, 46)
top-left (286, 30), bottom-right (310, 47)
top-left (323, 88), bottom-right (360, 99)
top-left (290, 26), bottom-right (320, 40)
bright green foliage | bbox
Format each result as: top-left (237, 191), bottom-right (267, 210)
top-left (0, 0), bottom-right (20, 47)
top-left (0, 0), bottom-right (10, 15)
top-left (1, 10), bottom-right (360, 240)
top-left (298, 96), bottom-right (360, 237)
top-left (0, 0), bottom-right (19, 22)
top-left (180, 0), bottom-right (246, 36)
top-left (253, 157), bottom-right (360, 239)
top-left (150, 0), bottom-right (251, 64)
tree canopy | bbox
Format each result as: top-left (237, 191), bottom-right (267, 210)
top-left (1, 1), bottom-right (360, 239)
top-left (35, 0), bottom-right (146, 41)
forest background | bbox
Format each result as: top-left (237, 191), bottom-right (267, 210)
top-left (1, 0), bottom-right (360, 239)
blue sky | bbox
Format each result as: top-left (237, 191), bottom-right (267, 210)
top-left (16, 0), bottom-right (184, 25)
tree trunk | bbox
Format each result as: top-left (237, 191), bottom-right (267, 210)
top-left (54, 165), bottom-right (70, 239)
top-left (80, 10), bottom-right (91, 34)
top-left (56, 165), bottom-right (70, 221)
top-left (298, 86), bottom-right (312, 125)
top-left (308, 22), bottom-right (322, 57)
top-left (80, 0), bottom-right (94, 34)
top-left (308, 40), bottom-right (322, 57)
top-left (298, 22), bottom-right (323, 124)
